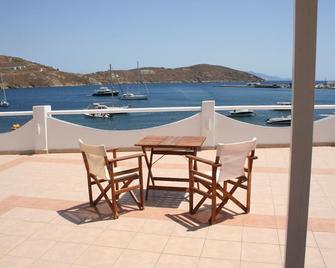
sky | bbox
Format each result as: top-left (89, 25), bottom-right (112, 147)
top-left (0, 0), bottom-right (334, 80)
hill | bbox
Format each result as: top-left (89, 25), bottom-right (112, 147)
top-left (0, 55), bottom-right (262, 88)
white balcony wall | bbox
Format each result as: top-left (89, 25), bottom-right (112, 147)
top-left (47, 114), bottom-right (201, 151)
top-left (0, 102), bottom-right (335, 154)
top-left (0, 120), bottom-right (34, 152)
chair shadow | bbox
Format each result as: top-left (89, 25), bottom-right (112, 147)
top-left (165, 204), bottom-right (245, 231)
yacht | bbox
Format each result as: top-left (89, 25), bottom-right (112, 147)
top-left (0, 75), bottom-right (9, 107)
top-left (273, 101), bottom-right (291, 111)
top-left (120, 92), bottom-right (148, 100)
top-left (228, 109), bottom-right (255, 117)
top-left (266, 115), bottom-right (292, 125)
top-left (84, 103), bottom-right (128, 118)
top-left (92, 86), bottom-right (119, 96)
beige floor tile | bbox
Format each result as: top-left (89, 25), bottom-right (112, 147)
top-left (112, 249), bottom-right (159, 268)
top-left (128, 233), bottom-right (169, 253)
top-left (240, 262), bottom-right (282, 268)
top-left (40, 242), bottom-right (89, 264)
top-left (201, 240), bottom-right (241, 260)
top-left (0, 207), bottom-right (57, 223)
top-left (0, 234), bottom-right (26, 255)
top-left (207, 225), bottom-right (243, 241)
top-left (60, 227), bottom-right (103, 244)
top-left (314, 232), bottom-right (335, 249)
top-left (93, 229), bottom-right (135, 248)
top-left (156, 254), bottom-right (198, 268)
top-left (8, 238), bottom-right (55, 258)
top-left (0, 255), bottom-right (35, 268)
top-left (30, 224), bottom-right (74, 240)
top-left (243, 227), bottom-right (279, 244)
top-left (30, 260), bottom-right (71, 268)
top-left (139, 219), bottom-right (176, 235)
top-left (241, 242), bottom-right (282, 264)
top-left (74, 245), bottom-right (123, 267)
top-left (198, 257), bottom-right (240, 268)
top-left (0, 219), bottom-right (46, 237)
top-left (164, 237), bottom-right (204, 256)
top-left (171, 224), bottom-right (208, 238)
top-left (320, 248), bottom-right (335, 268)
top-left (106, 217), bottom-right (145, 232)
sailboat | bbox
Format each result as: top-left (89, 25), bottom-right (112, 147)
top-left (85, 64), bottom-right (128, 118)
top-left (119, 61), bottom-right (149, 100)
top-left (0, 75), bottom-right (9, 107)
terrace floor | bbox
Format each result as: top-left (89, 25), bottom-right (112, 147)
top-left (0, 146), bottom-right (335, 267)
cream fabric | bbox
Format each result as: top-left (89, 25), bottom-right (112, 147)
top-left (216, 138), bottom-right (256, 182)
top-left (78, 139), bottom-right (109, 180)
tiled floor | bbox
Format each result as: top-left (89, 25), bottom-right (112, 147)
top-left (0, 147), bottom-right (335, 267)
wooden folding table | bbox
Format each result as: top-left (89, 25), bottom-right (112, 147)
top-left (135, 135), bottom-right (206, 199)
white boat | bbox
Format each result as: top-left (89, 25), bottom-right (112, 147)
top-left (228, 109), bottom-right (255, 117)
top-left (119, 61), bottom-right (149, 101)
top-left (266, 115), bottom-right (292, 125)
top-left (84, 103), bottom-right (128, 118)
top-left (0, 75), bottom-right (9, 107)
top-left (273, 101), bottom-right (291, 111)
top-left (92, 86), bottom-right (119, 96)
top-left (120, 92), bottom-right (148, 100)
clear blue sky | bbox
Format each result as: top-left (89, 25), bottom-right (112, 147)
top-left (0, 0), bottom-right (334, 79)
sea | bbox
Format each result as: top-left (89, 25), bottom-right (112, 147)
top-left (1, 82), bottom-right (335, 133)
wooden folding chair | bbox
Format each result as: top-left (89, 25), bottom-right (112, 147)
top-left (79, 139), bottom-right (144, 219)
top-left (187, 138), bottom-right (257, 224)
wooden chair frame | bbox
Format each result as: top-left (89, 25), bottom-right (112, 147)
top-left (81, 147), bottom-right (144, 219)
top-left (187, 150), bottom-right (257, 224)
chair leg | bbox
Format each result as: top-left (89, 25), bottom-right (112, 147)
top-left (111, 186), bottom-right (119, 219)
top-left (246, 178), bottom-right (251, 213)
top-left (188, 158), bottom-right (194, 214)
top-left (210, 182), bottom-right (217, 225)
top-left (139, 157), bottom-right (144, 210)
top-left (87, 175), bottom-right (94, 206)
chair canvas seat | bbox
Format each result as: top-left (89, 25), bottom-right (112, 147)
top-left (79, 139), bottom-right (144, 219)
top-left (188, 137), bottom-right (257, 224)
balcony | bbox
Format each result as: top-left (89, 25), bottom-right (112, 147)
top-left (0, 145), bottom-right (334, 267)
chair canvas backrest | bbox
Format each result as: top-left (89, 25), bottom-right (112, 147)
top-left (216, 137), bottom-right (257, 182)
top-left (78, 139), bottom-right (109, 180)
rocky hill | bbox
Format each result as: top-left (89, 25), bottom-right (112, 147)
top-left (0, 55), bottom-right (262, 88)
top-left (89, 64), bottom-right (262, 84)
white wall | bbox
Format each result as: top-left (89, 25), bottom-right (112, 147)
top-left (47, 114), bottom-right (201, 150)
top-left (0, 120), bottom-right (34, 152)
top-left (0, 103), bottom-right (334, 153)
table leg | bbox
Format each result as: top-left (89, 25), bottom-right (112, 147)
top-left (142, 147), bottom-right (155, 200)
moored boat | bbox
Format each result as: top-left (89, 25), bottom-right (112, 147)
top-left (266, 115), bottom-right (291, 125)
top-left (92, 86), bottom-right (119, 96)
top-left (84, 103), bottom-right (129, 118)
top-left (228, 109), bottom-right (255, 117)
top-left (120, 92), bottom-right (148, 100)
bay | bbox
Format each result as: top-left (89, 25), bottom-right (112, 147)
top-left (0, 82), bottom-right (335, 133)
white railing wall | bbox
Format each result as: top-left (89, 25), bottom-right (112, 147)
top-left (0, 100), bottom-right (334, 153)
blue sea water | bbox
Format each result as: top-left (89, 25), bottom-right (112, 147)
top-left (1, 82), bottom-right (335, 133)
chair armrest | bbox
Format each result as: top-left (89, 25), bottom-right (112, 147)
top-left (109, 153), bottom-right (144, 164)
top-left (186, 154), bottom-right (221, 167)
top-left (106, 147), bottom-right (119, 153)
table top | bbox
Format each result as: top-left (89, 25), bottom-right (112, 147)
top-left (135, 135), bottom-right (206, 149)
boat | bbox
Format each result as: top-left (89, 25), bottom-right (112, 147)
top-left (266, 115), bottom-right (292, 125)
top-left (228, 109), bottom-right (255, 117)
top-left (84, 103), bottom-right (128, 118)
top-left (120, 92), bottom-right (148, 100)
top-left (273, 101), bottom-right (291, 111)
top-left (0, 75), bottom-right (9, 107)
top-left (92, 86), bottom-right (119, 96)
top-left (119, 61), bottom-right (149, 100)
